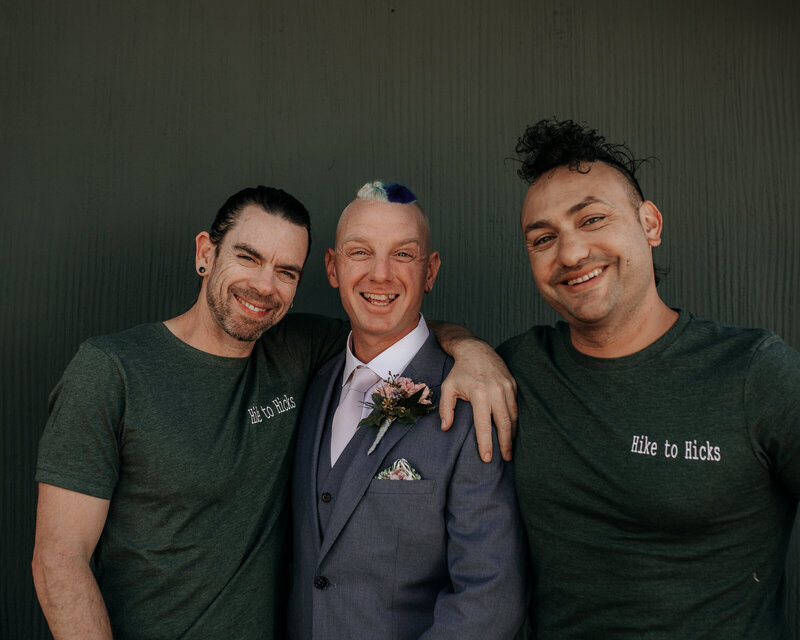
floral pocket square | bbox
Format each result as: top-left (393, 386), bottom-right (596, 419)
top-left (374, 458), bottom-right (421, 481)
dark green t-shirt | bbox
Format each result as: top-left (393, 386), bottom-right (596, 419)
top-left (498, 311), bottom-right (800, 639)
top-left (36, 313), bottom-right (347, 640)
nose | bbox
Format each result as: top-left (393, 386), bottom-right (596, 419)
top-left (557, 231), bottom-right (590, 267)
top-left (249, 267), bottom-right (277, 296)
top-left (368, 255), bottom-right (393, 283)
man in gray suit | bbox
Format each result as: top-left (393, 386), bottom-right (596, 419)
top-left (288, 181), bottom-right (528, 639)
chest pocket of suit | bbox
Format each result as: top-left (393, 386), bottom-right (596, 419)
top-left (367, 479), bottom-right (436, 494)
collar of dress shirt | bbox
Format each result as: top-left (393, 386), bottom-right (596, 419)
top-left (340, 314), bottom-right (430, 388)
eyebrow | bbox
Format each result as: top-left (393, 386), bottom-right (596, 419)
top-left (233, 242), bottom-right (264, 260)
top-left (568, 196), bottom-right (605, 214)
top-left (232, 243), bottom-right (303, 273)
top-left (523, 196), bottom-right (608, 234)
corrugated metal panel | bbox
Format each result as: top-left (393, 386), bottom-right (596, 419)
top-left (2, 1), bottom-right (798, 637)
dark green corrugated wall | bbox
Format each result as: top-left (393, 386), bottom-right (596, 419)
top-left (2, 1), bottom-right (798, 637)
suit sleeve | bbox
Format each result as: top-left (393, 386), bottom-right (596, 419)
top-left (418, 408), bottom-right (529, 640)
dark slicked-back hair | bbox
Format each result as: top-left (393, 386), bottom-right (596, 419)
top-left (210, 185), bottom-right (312, 261)
top-left (516, 118), bottom-right (645, 205)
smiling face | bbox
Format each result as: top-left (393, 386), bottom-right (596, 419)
top-left (326, 199), bottom-right (440, 362)
top-left (198, 204), bottom-right (308, 347)
top-left (521, 162), bottom-right (663, 334)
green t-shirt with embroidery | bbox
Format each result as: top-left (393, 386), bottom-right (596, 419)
top-left (498, 311), bottom-right (800, 639)
top-left (36, 313), bottom-right (347, 640)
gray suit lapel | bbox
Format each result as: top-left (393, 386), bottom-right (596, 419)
top-left (317, 335), bottom-right (448, 564)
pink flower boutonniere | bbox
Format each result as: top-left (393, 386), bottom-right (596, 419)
top-left (359, 373), bottom-right (436, 455)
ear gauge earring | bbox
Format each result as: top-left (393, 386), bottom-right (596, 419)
top-left (198, 266), bottom-right (206, 274)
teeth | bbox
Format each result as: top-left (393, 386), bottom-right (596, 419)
top-left (362, 293), bottom-right (398, 306)
top-left (237, 296), bottom-right (267, 312)
top-left (567, 268), bottom-right (602, 286)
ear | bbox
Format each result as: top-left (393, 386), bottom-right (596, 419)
top-left (424, 251), bottom-right (441, 293)
top-left (639, 201), bottom-right (663, 248)
top-left (324, 248), bottom-right (339, 288)
top-left (195, 231), bottom-right (216, 271)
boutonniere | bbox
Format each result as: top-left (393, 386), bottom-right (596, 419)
top-left (359, 372), bottom-right (436, 455)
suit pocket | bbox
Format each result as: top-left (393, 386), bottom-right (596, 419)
top-left (367, 478), bottom-right (436, 494)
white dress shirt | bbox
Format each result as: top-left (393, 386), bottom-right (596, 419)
top-left (338, 314), bottom-right (430, 425)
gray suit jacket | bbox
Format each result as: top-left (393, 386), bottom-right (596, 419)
top-left (288, 335), bottom-right (527, 639)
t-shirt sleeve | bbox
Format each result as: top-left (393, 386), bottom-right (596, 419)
top-left (745, 334), bottom-right (800, 498)
top-left (35, 341), bottom-right (124, 500)
top-left (269, 313), bottom-right (349, 377)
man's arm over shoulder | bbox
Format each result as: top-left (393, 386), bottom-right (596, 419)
top-left (32, 484), bottom-right (112, 640)
top-left (419, 406), bottom-right (529, 640)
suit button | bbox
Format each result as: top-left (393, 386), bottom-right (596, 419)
top-left (321, 492), bottom-right (332, 503)
top-left (314, 576), bottom-right (329, 590)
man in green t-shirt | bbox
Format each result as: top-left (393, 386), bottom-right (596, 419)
top-left (499, 119), bottom-right (800, 638)
top-left (32, 185), bottom-right (517, 640)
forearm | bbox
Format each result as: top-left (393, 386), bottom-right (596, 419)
top-left (428, 320), bottom-right (480, 357)
top-left (33, 553), bottom-right (112, 640)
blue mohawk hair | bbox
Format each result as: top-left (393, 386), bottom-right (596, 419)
top-left (356, 181), bottom-right (418, 205)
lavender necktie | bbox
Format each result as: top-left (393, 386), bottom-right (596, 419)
top-left (330, 365), bottom-right (380, 466)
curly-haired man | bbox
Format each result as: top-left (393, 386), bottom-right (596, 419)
top-left (499, 119), bottom-right (800, 638)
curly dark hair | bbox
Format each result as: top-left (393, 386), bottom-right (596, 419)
top-left (515, 118), bottom-right (645, 204)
